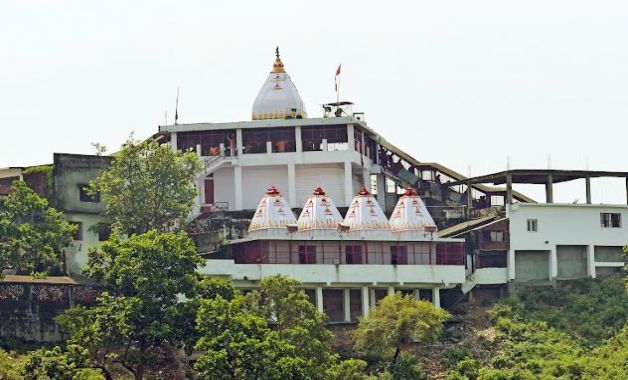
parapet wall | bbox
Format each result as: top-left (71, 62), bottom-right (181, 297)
top-left (0, 282), bottom-right (102, 343)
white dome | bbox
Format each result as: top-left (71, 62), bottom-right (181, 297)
top-left (248, 186), bottom-right (297, 237)
top-left (252, 48), bottom-right (307, 120)
top-left (343, 188), bottom-right (392, 239)
top-left (389, 188), bottom-right (437, 239)
top-left (297, 187), bottom-right (343, 237)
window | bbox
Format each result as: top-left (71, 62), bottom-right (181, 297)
top-left (69, 221), bottom-right (83, 241)
top-left (527, 219), bottom-right (538, 232)
top-left (97, 223), bottom-right (112, 242)
top-left (79, 184), bottom-right (100, 203)
top-left (298, 245), bottom-right (316, 264)
top-left (345, 245), bottom-right (363, 264)
top-left (391, 246), bottom-right (408, 265)
top-left (600, 213), bottom-right (621, 228)
top-left (489, 231), bottom-right (504, 242)
top-left (301, 125), bottom-right (348, 152)
top-left (177, 130), bottom-right (236, 156)
top-left (242, 127), bottom-right (295, 154)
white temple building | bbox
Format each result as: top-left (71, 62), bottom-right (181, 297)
top-left (199, 186), bottom-right (465, 321)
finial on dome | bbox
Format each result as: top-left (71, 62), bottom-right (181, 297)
top-left (357, 187), bottom-right (371, 196)
top-left (402, 187), bottom-right (418, 196)
top-left (266, 185), bottom-right (281, 195)
top-left (272, 46), bottom-right (285, 73)
top-left (313, 187), bottom-right (326, 196)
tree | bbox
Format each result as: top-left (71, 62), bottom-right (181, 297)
top-left (195, 276), bottom-right (369, 380)
top-left (57, 230), bottom-right (203, 380)
top-left (91, 136), bottom-right (200, 235)
top-left (354, 293), bottom-right (449, 372)
top-left (23, 345), bottom-right (101, 380)
top-left (0, 180), bottom-right (75, 275)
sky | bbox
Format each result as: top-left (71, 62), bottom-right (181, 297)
top-left (1, 0), bottom-right (627, 203)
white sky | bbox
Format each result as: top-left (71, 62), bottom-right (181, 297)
top-left (1, 1), bottom-right (626, 203)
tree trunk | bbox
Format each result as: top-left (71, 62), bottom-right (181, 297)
top-left (390, 345), bottom-right (401, 370)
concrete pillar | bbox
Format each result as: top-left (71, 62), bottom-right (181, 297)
top-left (387, 286), bottom-right (395, 296)
top-left (376, 174), bottom-right (386, 210)
top-left (266, 141), bottom-right (272, 155)
top-left (343, 289), bottom-right (351, 322)
top-left (507, 249), bottom-right (515, 281)
top-left (361, 287), bottom-right (370, 316)
top-left (549, 246), bottom-right (558, 280)
top-left (432, 288), bottom-right (441, 308)
top-left (288, 163), bottom-right (296, 207)
top-left (369, 288), bottom-right (376, 308)
top-left (315, 287), bottom-right (324, 313)
top-left (585, 176), bottom-right (592, 204)
top-left (347, 124), bottom-right (355, 152)
top-left (236, 129), bottom-right (243, 156)
top-left (170, 132), bottom-right (178, 151)
top-left (466, 181), bottom-right (473, 218)
top-left (545, 174), bottom-right (554, 204)
top-left (587, 245), bottom-right (596, 278)
top-left (362, 167), bottom-right (370, 189)
top-left (625, 176), bottom-right (628, 205)
top-left (234, 166), bottom-right (243, 210)
top-left (344, 161), bottom-right (353, 205)
top-left (295, 126), bottom-right (302, 153)
top-left (413, 289), bottom-right (421, 300)
top-left (506, 173), bottom-right (513, 204)
top-left (322, 138), bottom-right (328, 152)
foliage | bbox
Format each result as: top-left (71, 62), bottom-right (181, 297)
top-left (22, 345), bottom-right (104, 380)
top-left (0, 348), bottom-right (27, 380)
top-left (54, 230), bottom-right (203, 380)
top-left (326, 359), bottom-right (374, 380)
top-left (378, 352), bottom-right (426, 380)
top-left (354, 293), bottom-right (449, 370)
top-left (502, 276), bottom-right (627, 346)
top-left (0, 180), bottom-right (75, 275)
top-left (90, 136), bottom-right (200, 235)
top-left (194, 275), bottom-right (368, 380)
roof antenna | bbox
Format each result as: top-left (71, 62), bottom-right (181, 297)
top-left (174, 87), bottom-right (180, 125)
top-left (165, 110), bottom-right (168, 125)
top-left (546, 153), bottom-right (552, 169)
top-left (506, 156), bottom-right (511, 170)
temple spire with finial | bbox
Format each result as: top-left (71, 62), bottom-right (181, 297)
top-left (272, 46), bottom-right (285, 73)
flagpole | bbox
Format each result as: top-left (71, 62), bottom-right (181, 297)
top-left (175, 87), bottom-right (180, 125)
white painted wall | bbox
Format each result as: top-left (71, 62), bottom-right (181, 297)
top-left (213, 167), bottom-right (235, 210)
top-left (199, 260), bottom-right (466, 286)
top-left (242, 166), bottom-right (290, 209)
top-left (507, 203), bottom-right (627, 281)
top-left (295, 164), bottom-right (345, 208)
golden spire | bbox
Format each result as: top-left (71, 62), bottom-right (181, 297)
top-left (272, 46), bottom-right (285, 73)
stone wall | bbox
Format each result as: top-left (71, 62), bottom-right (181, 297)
top-left (0, 282), bottom-right (102, 343)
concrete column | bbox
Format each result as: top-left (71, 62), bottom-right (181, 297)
top-left (343, 289), bottom-right (351, 322)
top-left (625, 176), bottom-right (628, 205)
top-left (234, 166), bottom-right (243, 210)
top-left (466, 181), bottom-right (473, 218)
top-left (507, 249), bottom-right (516, 281)
top-left (295, 126), bottom-right (302, 153)
top-left (344, 161), bottom-right (353, 205)
top-left (587, 245), bottom-right (596, 278)
top-left (387, 286), bottom-right (395, 296)
top-left (288, 163), bottom-right (296, 207)
top-left (369, 288), bottom-right (376, 308)
top-left (413, 289), bottom-right (421, 300)
top-left (585, 176), bottom-right (592, 204)
top-left (549, 246), bottom-right (558, 280)
top-left (322, 139), bottom-right (328, 151)
top-left (506, 173), bottom-right (513, 204)
top-left (315, 287), bottom-right (324, 313)
top-left (347, 124), bottom-right (355, 152)
top-left (362, 167), bottom-right (370, 189)
top-left (361, 287), bottom-right (370, 316)
top-left (236, 129), bottom-right (243, 156)
top-left (545, 174), bottom-right (554, 204)
top-left (432, 288), bottom-right (441, 308)
top-left (266, 141), bottom-right (272, 155)
top-left (170, 132), bottom-right (178, 150)
top-left (376, 174), bottom-right (386, 210)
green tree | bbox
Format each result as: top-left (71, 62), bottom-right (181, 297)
top-left (354, 293), bottom-right (449, 372)
top-left (22, 345), bottom-right (102, 380)
top-left (0, 180), bottom-right (75, 275)
top-left (56, 230), bottom-right (203, 380)
top-left (91, 137), bottom-right (200, 235)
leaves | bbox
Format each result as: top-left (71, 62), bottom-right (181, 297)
top-left (0, 180), bottom-right (75, 275)
top-left (90, 137), bottom-right (200, 236)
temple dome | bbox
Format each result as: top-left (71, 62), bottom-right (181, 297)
top-left (343, 188), bottom-right (391, 239)
top-left (252, 48), bottom-right (307, 120)
top-left (297, 187), bottom-right (343, 236)
top-left (389, 188), bottom-right (437, 239)
top-left (248, 186), bottom-right (297, 237)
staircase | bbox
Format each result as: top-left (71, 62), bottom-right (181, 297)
top-left (200, 155), bottom-right (234, 176)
